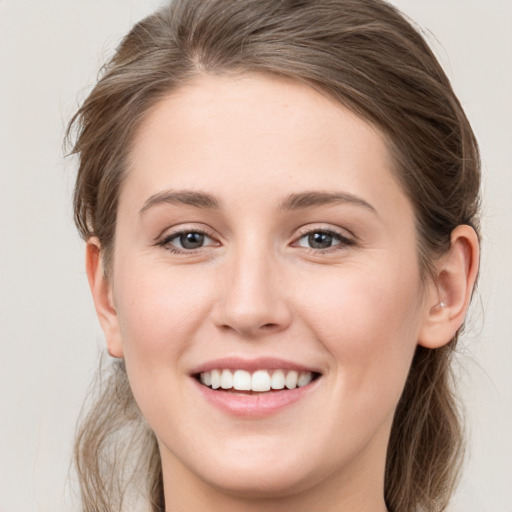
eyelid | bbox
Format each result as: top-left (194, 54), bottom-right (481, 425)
top-left (293, 224), bottom-right (355, 241)
top-left (155, 224), bottom-right (220, 252)
top-left (291, 224), bottom-right (356, 251)
top-left (154, 223), bottom-right (355, 254)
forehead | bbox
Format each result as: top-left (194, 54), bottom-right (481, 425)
top-left (123, 73), bottom-right (411, 220)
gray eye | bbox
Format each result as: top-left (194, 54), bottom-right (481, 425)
top-left (308, 232), bottom-right (335, 249)
top-left (296, 231), bottom-right (342, 250)
top-left (178, 232), bottom-right (206, 249)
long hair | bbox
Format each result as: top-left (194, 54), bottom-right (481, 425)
top-left (69, 1), bottom-right (480, 510)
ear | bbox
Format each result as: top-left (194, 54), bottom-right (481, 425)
top-left (418, 225), bottom-right (479, 349)
top-left (85, 238), bottom-right (124, 358)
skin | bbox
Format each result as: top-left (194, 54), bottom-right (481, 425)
top-left (87, 73), bottom-right (479, 512)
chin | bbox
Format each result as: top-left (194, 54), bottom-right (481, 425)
top-left (184, 436), bottom-right (345, 500)
top-left (201, 464), bottom-right (321, 500)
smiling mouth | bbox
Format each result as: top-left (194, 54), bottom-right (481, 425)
top-left (195, 369), bottom-right (321, 393)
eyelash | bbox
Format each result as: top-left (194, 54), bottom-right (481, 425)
top-left (292, 227), bottom-right (355, 253)
top-left (155, 227), bottom-right (355, 255)
top-left (156, 228), bottom-right (217, 254)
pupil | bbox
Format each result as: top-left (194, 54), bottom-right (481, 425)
top-left (180, 232), bottom-right (204, 249)
top-left (309, 232), bottom-right (332, 249)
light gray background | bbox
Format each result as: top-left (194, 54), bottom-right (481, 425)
top-left (0, 1), bottom-right (510, 511)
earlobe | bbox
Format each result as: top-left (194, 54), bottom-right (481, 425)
top-left (85, 238), bottom-right (124, 358)
top-left (418, 225), bottom-right (479, 349)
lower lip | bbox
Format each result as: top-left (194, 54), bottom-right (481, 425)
top-left (192, 378), bottom-right (319, 417)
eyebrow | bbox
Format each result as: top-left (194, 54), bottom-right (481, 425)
top-left (279, 191), bottom-right (378, 215)
top-left (139, 189), bottom-right (377, 216)
top-left (139, 190), bottom-right (221, 214)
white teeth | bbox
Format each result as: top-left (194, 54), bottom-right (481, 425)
top-left (220, 369), bottom-right (233, 389)
top-left (200, 371), bottom-right (212, 387)
top-left (233, 370), bottom-right (252, 391)
top-left (199, 369), bottom-right (315, 392)
top-left (271, 369), bottom-right (285, 390)
top-left (211, 369), bottom-right (221, 389)
top-left (285, 370), bottom-right (298, 390)
top-left (298, 371), bottom-right (313, 387)
top-left (251, 370), bottom-right (271, 392)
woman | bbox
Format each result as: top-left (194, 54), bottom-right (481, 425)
top-left (69, 0), bottom-right (480, 511)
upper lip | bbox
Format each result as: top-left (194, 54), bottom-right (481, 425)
top-left (190, 357), bottom-right (322, 375)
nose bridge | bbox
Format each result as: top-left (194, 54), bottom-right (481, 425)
top-left (215, 237), bottom-right (290, 336)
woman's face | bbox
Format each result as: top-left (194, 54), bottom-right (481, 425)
top-left (104, 74), bottom-right (433, 504)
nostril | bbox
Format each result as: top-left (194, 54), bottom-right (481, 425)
top-left (217, 321), bottom-right (283, 336)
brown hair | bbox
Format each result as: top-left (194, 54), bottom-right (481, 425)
top-left (69, 1), bottom-right (480, 511)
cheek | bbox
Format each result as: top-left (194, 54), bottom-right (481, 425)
top-left (296, 257), bottom-right (423, 395)
top-left (110, 261), bottom-right (217, 430)
top-left (113, 260), bottom-right (213, 367)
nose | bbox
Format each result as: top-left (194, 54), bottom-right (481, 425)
top-left (213, 246), bottom-right (292, 338)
